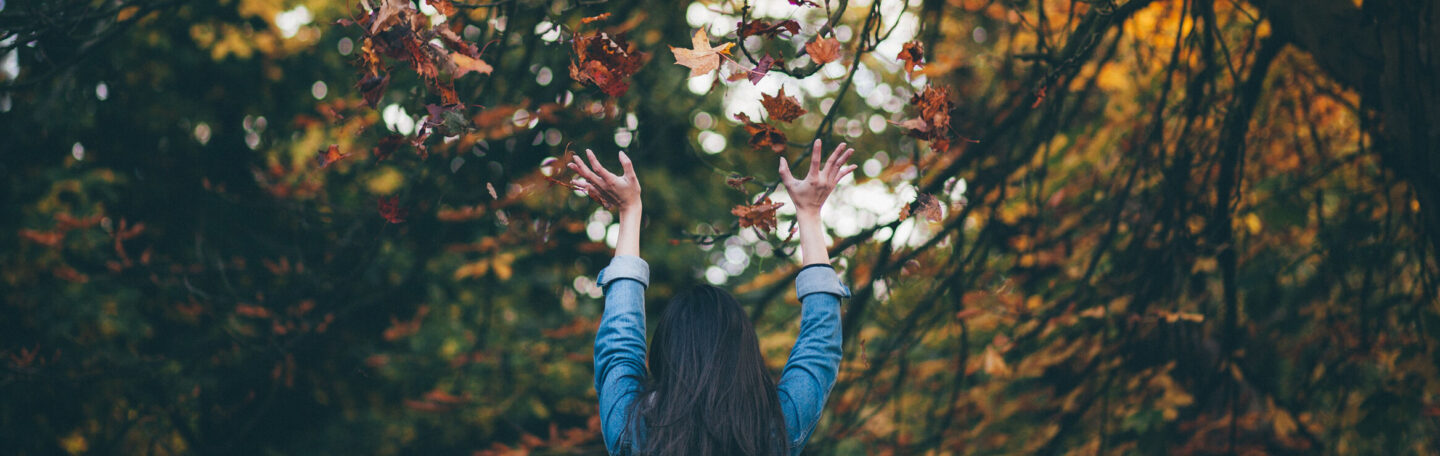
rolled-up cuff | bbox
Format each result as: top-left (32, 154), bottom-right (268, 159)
top-left (597, 255), bottom-right (650, 289)
top-left (796, 264), bottom-right (851, 300)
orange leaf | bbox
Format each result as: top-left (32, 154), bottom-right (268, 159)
top-left (898, 40), bottom-right (925, 77)
top-left (805, 37), bottom-right (841, 65)
top-left (451, 52), bottom-right (493, 77)
top-left (316, 144), bottom-right (350, 168)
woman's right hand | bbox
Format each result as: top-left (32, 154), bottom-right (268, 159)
top-left (779, 140), bottom-right (857, 216)
top-left (569, 149), bottom-right (642, 214)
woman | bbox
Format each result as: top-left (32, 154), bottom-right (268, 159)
top-left (569, 139), bottom-right (857, 456)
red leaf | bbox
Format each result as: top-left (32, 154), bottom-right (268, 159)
top-left (378, 196), bottom-right (409, 223)
top-left (581, 13), bottom-right (611, 24)
top-left (374, 134), bottom-right (405, 161)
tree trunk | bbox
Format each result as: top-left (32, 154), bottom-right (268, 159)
top-left (1253, 0), bottom-right (1440, 260)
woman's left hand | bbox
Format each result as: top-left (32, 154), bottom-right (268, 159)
top-left (570, 149), bottom-right (642, 213)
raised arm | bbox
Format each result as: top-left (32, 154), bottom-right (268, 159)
top-left (775, 140), bottom-right (856, 454)
top-left (572, 150), bottom-right (647, 455)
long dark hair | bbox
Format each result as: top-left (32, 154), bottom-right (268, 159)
top-left (625, 284), bottom-right (788, 456)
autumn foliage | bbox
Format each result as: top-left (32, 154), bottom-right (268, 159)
top-left (3, 0), bottom-right (1439, 454)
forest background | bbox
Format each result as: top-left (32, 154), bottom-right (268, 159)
top-left (3, 0), bottom-right (1438, 454)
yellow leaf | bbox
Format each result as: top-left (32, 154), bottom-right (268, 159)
top-left (982, 346), bottom-right (1012, 377)
top-left (452, 53), bottom-right (493, 77)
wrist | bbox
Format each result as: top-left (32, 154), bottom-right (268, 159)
top-left (795, 207), bottom-right (822, 220)
top-left (619, 201), bottom-right (642, 217)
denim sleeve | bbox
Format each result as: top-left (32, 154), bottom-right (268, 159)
top-left (777, 264), bottom-right (849, 454)
top-left (593, 255), bottom-right (650, 455)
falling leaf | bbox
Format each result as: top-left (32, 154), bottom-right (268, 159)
top-left (955, 308), bottom-right (983, 320)
top-left (734, 112), bottom-right (787, 153)
top-left (370, 0), bottom-right (412, 35)
top-left (581, 13), bottom-right (611, 24)
top-left (737, 19), bottom-right (800, 39)
top-left (732, 198), bottom-right (785, 232)
top-left (424, 104), bottom-right (471, 137)
top-left (725, 175), bottom-right (755, 190)
top-left (358, 72), bottom-right (390, 108)
top-left (898, 40), bottom-right (925, 77)
top-left (748, 54), bottom-right (775, 84)
top-left (981, 345), bottom-right (1012, 377)
top-left (900, 193), bottom-right (944, 222)
top-left (671, 29), bottom-right (735, 78)
top-left (451, 52), bottom-right (493, 77)
top-left (378, 196), bottom-right (408, 223)
top-left (570, 31), bottom-right (648, 97)
top-left (425, 0), bottom-right (457, 16)
top-left (896, 85), bottom-right (955, 153)
top-left (761, 87), bottom-right (807, 123)
top-left (1031, 85), bottom-right (1047, 108)
top-left (317, 144), bottom-right (350, 168)
top-left (374, 134), bottom-right (405, 161)
top-left (805, 36), bottom-right (841, 65)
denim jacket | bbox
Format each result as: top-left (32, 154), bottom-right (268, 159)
top-left (593, 255), bottom-right (850, 455)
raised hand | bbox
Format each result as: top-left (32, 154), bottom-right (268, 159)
top-left (569, 149), bottom-right (642, 214)
top-left (779, 139), bottom-right (857, 216)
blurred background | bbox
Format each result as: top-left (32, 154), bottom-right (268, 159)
top-left (2, 0), bottom-right (1437, 454)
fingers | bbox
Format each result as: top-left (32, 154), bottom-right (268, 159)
top-left (568, 155), bottom-right (602, 184)
top-left (824, 141), bottom-right (847, 174)
top-left (809, 139), bottom-right (823, 177)
top-left (828, 147), bottom-right (854, 182)
top-left (618, 151), bottom-right (636, 181)
top-left (837, 164), bottom-right (858, 181)
top-left (586, 149), bottom-right (616, 179)
top-left (779, 156), bottom-right (796, 183)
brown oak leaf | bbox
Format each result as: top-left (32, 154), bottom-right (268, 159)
top-left (898, 40), bottom-right (925, 77)
top-left (734, 112), bottom-right (787, 153)
top-left (737, 19), bottom-right (800, 39)
top-left (725, 175), bottom-right (755, 190)
top-left (899, 193), bottom-right (944, 223)
top-left (898, 85), bottom-right (955, 153)
top-left (732, 198), bottom-right (785, 232)
top-left (570, 31), bottom-right (648, 97)
top-left (761, 87), bottom-right (806, 123)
